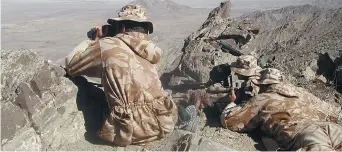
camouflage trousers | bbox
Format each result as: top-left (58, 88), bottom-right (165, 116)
top-left (290, 122), bottom-right (342, 151)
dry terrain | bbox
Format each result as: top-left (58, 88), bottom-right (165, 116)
top-left (1, 0), bottom-right (342, 151)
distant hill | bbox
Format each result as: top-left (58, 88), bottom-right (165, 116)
top-left (129, 0), bottom-right (207, 19)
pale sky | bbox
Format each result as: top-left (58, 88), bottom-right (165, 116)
top-left (0, 0), bottom-right (311, 8)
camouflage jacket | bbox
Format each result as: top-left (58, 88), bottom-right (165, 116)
top-left (64, 32), bottom-right (178, 146)
top-left (221, 83), bottom-right (342, 149)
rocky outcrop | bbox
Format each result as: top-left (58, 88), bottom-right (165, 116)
top-left (167, 2), bottom-right (342, 106)
top-left (0, 49), bottom-right (105, 150)
top-left (238, 5), bottom-right (342, 103)
top-left (1, 49), bottom-right (240, 151)
top-left (166, 1), bottom-right (260, 88)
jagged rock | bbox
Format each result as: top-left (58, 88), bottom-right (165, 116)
top-left (1, 102), bottom-right (29, 144)
top-left (238, 5), bottom-right (342, 78)
top-left (1, 49), bottom-right (45, 103)
top-left (15, 83), bottom-right (42, 114)
top-left (1, 49), bottom-right (86, 150)
top-left (229, 5), bottom-right (342, 105)
top-left (167, 1), bottom-right (258, 86)
top-left (302, 67), bottom-right (316, 81)
top-left (2, 128), bottom-right (42, 151)
top-left (29, 67), bottom-right (54, 98)
top-left (316, 75), bottom-right (328, 83)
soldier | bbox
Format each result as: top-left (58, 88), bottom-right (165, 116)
top-left (221, 68), bottom-right (342, 151)
top-left (229, 55), bottom-right (262, 102)
top-left (63, 5), bottom-right (178, 146)
top-left (208, 55), bottom-right (262, 115)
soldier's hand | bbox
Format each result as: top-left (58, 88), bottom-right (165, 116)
top-left (93, 24), bottom-right (103, 40)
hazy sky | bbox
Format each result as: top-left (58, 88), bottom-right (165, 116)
top-left (1, 0), bottom-right (309, 8)
top-left (2, 0), bottom-right (340, 24)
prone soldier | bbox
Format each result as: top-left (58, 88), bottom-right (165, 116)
top-left (221, 68), bottom-right (342, 151)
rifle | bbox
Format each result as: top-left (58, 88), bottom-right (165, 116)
top-left (216, 40), bottom-right (244, 56)
top-left (207, 75), bottom-right (237, 103)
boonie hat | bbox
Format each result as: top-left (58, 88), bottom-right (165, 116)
top-left (107, 5), bottom-right (153, 33)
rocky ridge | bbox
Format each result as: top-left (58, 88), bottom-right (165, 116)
top-left (1, 49), bottom-right (255, 151)
top-left (1, 49), bottom-right (115, 151)
top-left (2, 1), bottom-right (342, 151)
top-left (1, 49), bottom-right (81, 150)
top-left (238, 5), bottom-right (342, 105)
top-left (167, 1), bottom-right (259, 88)
top-left (167, 2), bottom-right (342, 108)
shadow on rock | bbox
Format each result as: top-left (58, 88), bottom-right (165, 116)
top-left (160, 72), bottom-right (174, 89)
top-left (317, 53), bottom-right (335, 81)
top-left (333, 55), bottom-right (342, 92)
top-left (202, 106), bottom-right (222, 128)
top-left (202, 95), bottom-right (230, 128)
top-left (209, 63), bottom-right (231, 87)
top-left (68, 76), bottom-right (111, 146)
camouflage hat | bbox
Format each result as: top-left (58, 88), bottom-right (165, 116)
top-left (230, 55), bottom-right (262, 77)
top-left (107, 5), bottom-right (153, 33)
top-left (252, 68), bottom-right (284, 85)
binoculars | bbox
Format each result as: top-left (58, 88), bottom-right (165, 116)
top-left (87, 24), bottom-right (117, 40)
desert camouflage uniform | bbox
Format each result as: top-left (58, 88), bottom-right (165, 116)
top-left (231, 55), bottom-right (262, 101)
top-left (210, 55), bottom-right (261, 106)
top-left (64, 5), bottom-right (178, 146)
top-left (221, 68), bottom-right (342, 151)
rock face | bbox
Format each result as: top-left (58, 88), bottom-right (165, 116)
top-left (168, 2), bottom-right (342, 106)
top-left (238, 5), bottom-right (342, 103)
top-left (1, 49), bottom-right (90, 150)
top-left (167, 1), bottom-right (260, 88)
top-left (0, 49), bottom-right (241, 151)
